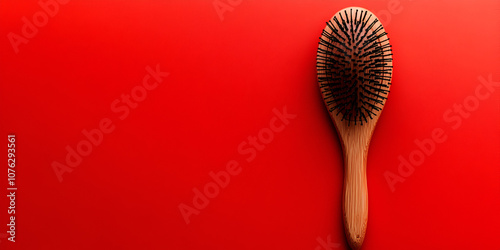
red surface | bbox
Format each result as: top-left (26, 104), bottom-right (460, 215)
top-left (0, 0), bottom-right (499, 249)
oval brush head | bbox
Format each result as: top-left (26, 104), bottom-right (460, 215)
top-left (316, 7), bottom-right (393, 249)
top-left (317, 7), bottom-right (392, 126)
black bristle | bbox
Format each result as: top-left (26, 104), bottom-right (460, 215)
top-left (317, 8), bottom-right (393, 126)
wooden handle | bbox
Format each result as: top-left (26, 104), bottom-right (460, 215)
top-left (342, 142), bottom-right (368, 249)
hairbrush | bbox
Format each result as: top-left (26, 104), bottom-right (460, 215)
top-left (316, 7), bottom-right (393, 249)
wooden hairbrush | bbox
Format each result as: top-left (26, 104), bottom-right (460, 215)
top-left (316, 7), bottom-right (393, 249)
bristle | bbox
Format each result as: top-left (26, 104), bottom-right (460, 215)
top-left (317, 8), bottom-right (392, 126)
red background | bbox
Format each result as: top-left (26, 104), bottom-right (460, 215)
top-left (0, 0), bottom-right (499, 249)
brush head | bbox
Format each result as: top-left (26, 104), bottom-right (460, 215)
top-left (317, 7), bottom-right (393, 126)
